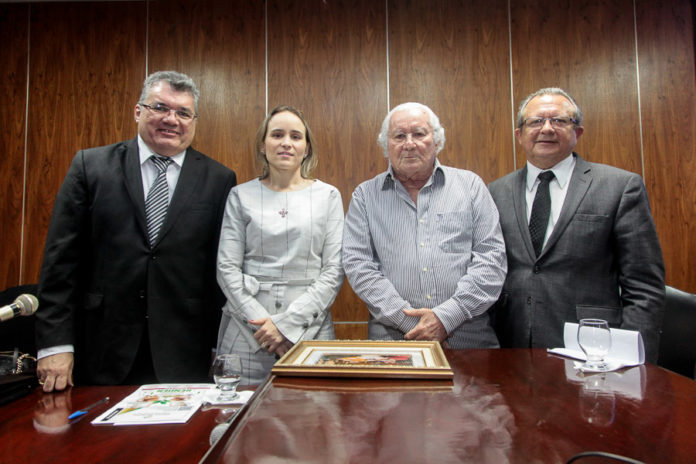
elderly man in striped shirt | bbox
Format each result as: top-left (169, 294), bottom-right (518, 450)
top-left (343, 102), bottom-right (507, 348)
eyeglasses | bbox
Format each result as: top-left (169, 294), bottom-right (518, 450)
top-left (521, 116), bottom-right (577, 130)
top-left (140, 103), bottom-right (197, 121)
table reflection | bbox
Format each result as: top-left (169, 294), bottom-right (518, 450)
top-left (222, 374), bottom-right (516, 463)
top-left (578, 373), bottom-right (617, 426)
top-left (33, 388), bottom-right (72, 434)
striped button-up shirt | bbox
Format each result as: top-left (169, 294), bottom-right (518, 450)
top-left (343, 160), bottom-right (507, 348)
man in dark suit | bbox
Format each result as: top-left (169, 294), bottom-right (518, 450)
top-left (488, 87), bottom-right (665, 362)
top-left (35, 71), bottom-right (237, 391)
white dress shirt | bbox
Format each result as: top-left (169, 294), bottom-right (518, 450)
top-left (137, 135), bottom-right (186, 201)
top-left (525, 154), bottom-right (576, 249)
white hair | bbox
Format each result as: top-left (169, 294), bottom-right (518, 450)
top-left (377, 102), bottom-right (446, 157)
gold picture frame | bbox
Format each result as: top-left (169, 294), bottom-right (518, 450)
top-left (271, 340), bottom-right (454, 380)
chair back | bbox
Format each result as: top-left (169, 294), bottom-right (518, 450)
top-left (658, 285), bottom-right (696, 379)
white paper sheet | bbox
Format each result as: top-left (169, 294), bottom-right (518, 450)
top-left (547, 322), bottom-right (645, 372)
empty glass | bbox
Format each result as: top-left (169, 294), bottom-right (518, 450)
top-left (577, 319), bottom-right (612, 371)
top-left (212, 354), bottom-right (242, 402)
top-left (578, 373), bottom-right (616, 426)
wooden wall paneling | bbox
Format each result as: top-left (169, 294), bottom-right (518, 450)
top-left (635, 0), bottom-right (696, 291)
top-left (334, 323), bottom-right (368, 341)
top-left (266, 0), bottom-right (388, 325)
top-left (148, 0), bottom-right (266, 183)
top-left (266, 0), bottom-right (388, 196)
top-left (510, 0), bottom-right (642, 174)
top-left (23, 2), bottom-right (147, 283)
top-left (388, 0), bottom-right (514, 183)
top-left (0, 5), bottom-right (29, 289)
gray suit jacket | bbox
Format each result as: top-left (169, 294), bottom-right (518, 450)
top-left (488, 154), bottom-right (665, 362)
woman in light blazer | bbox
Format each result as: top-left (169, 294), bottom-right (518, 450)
top-left (216, 105), bottom-right (344, 385)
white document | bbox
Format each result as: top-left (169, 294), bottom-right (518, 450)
top-left (547, 322), bottom-right (645, 371)
top-left (92, 384), bottom-right (217, 425)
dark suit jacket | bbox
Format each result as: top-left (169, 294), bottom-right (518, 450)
top-left (36, 138), bottom-right (236, 384)
top-left (488, 154), bottom-right (665, 362)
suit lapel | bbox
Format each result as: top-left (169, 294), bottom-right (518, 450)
top-left (121, 138), bottom-right (149, 239)
top-left (542, 154), bottom-right (592, 256)
top-left (512, 166), bottom-right (538, 260)
top-left (154, 147), bottom-right (203, 245)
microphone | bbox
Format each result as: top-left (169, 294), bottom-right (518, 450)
top-left (209, 405), bottom-right (245, 446)
top-left (0, 294), bottom-right (39, 322)
top-left (209, 422), bottom-right (230, 446)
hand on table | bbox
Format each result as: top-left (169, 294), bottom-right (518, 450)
top-left (37, 352), bottom-right (74, 393)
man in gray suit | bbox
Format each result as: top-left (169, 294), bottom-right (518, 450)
top-left (488, 87), bottom-right (665, 362)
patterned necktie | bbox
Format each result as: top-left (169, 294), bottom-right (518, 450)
top-left (529, 170), bottom-right (555, 257)
top-left (145, 155), bottom-right (173, 245)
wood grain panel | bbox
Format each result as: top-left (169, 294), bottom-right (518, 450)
top-left (267, 0), bottom-right (388, 322)
top-left (0, 5), bottom-right (29, 289)
top-left (148, 0), bottom-right (266, 184)
top-left (636, 0), bottom-right (696, 291)
top-left (388, 0), bottom-right (514, 183)
top-left (23, 2), bottom-right (146, 283)
top-left (510, 0), bottom-right (641, 174)
top-left (333, 322), bottom-right (368, 341)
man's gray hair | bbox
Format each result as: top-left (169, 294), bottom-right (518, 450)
top-left (516, 87), bottom-right (583, 128)
top-left (138, 70), bottom-right (200, 113)
top-left (377, 102), bottom-right (446, 157)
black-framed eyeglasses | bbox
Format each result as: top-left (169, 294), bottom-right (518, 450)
top-left (521, 116), bottom-right (577, 130)
top-left (140, 103), bottom-right (197, 121)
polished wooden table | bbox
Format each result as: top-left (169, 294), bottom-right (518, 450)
top-left (1, 349), bottom-right (694, 463)
top-left (0, 383), bottom-right (238, 463)
top-left (204, 349), bottom-right (696, 463)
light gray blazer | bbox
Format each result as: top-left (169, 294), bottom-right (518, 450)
top-left (488, 154), bottom-right (665, 362)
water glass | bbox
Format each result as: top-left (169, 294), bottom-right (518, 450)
top-left (577, 319), bottom-right (612, 371)
top-left (212, 354), bottom-right (242, 402)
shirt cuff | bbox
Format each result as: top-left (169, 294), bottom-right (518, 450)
top-left (37, 345), bottom-right (74, 360)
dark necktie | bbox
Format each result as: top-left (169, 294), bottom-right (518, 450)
top-left (529, 170), bottom-right (555, 257)
top-left (145, 155), bottom-right (173, 245)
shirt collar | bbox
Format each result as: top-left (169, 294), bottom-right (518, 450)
top-left (383, 158), bottom-right (445, 189)
top-left (137, 135), bottom-right (186, 168)
top-left (526, 153), bottom-right (576, 191)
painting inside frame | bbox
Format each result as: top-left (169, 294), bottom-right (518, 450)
top-left (271, 340), bottom-right (453, 380)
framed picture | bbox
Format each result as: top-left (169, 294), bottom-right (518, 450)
top-left (271, 340), bottom-right (453, 380)
top-left (272, 376), bottom-right (454, 392)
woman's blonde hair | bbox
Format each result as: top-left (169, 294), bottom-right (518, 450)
top-left (254, 105), bottom-right (318, 179)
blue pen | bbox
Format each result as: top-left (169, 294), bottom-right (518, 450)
top-left (68, 396), bottom-right (110, 420)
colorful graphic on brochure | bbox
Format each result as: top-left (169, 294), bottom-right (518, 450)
top-left (92, 384), bottom-right (217, 425)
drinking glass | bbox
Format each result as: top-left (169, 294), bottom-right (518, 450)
top-left (578, 373), bottom-right (616, 426)
top-left (212, 354), bottom-right (242, 402)
top-left (577, 319), bottom-right (612, 371)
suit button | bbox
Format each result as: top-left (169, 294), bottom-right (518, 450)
top-left (139, 290), bottom-right (146, 299)
top-left (533, 265), bottom-right (540, 274)
top-left (275, 302), bottom-right (282, 309)
top-left (313, 312), bottom-right (318, 318)
top-left (527, 297), bottom-right (532, 305)
top-left (302, 322), bottom-right (309, 329)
